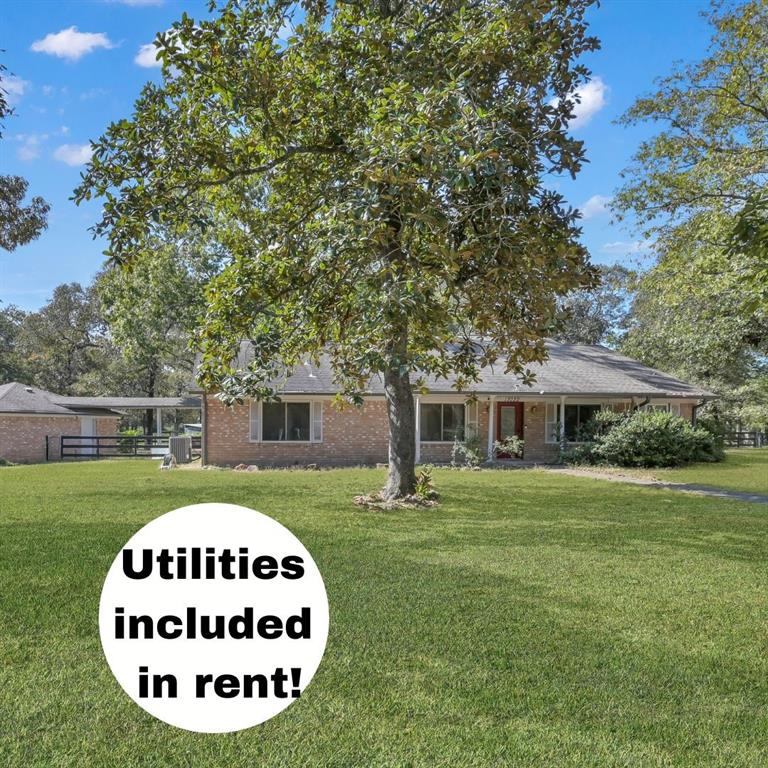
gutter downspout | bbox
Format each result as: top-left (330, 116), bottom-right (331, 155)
top-left (692, 398), bottom-right (706, 427)
top-left (201, 394), bottom-right (208, 466)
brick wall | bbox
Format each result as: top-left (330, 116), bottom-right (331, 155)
top-left (0, 415), bottom-right (119, 463)
top-left (205, 396), bottom-right (390, 467)
top-left (522, 402), bottom-right (559, 463)
top-left (203, 395), bottom-right (698, 468)
top-left (204, 394), bottom-right (561, 467)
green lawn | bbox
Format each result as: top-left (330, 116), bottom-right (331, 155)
top-left (600, 449), bottom-right (768, 494)
top-left (1, 461), bottom-right (766, 767)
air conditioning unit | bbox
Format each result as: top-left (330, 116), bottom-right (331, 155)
top-left (169, 435), bottom-right (192, 464)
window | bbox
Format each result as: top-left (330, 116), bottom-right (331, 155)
top-left (250, 401), bottom-right (322, 442)
top-left (642, 402), bottom-right (681, 415)
top-left (545, 402), bottom-right (602, 443)
top-left (420, 403), bottom-right (465, 442)
top-left (564, 404), bottom-right (600, 441)
top-left (545, 403), bottom-right (559, 444)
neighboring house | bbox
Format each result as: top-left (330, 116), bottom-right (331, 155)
top-left (0, 383), bottom-right (202, 463)
top-left (197, 341), bottom-right (716, 467)
top-left (0, 383), bottom-right (120, 463)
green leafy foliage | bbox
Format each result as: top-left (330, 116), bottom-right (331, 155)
top-left (554, 264), bottom-right (635, 346)
top-left (613, 1), bottom-right (767, 433)
top-left (451, 436), bottom-right (484, 468)
top-left (117, 427), bottom-right (144, 455)
top-left (0, 304), bottom-right (28, 383)
top-left (1, 61), bottom-right (50, 252)
top-left (0, 175), bottom-right (50, 253)
top-left (592, 411), bottom-right (724, 468)
top-left (74, 0), bottom-right (599, 497)
top-left (414, 465), bottom-right (437, 499)
top-left (493, 435), bottom-right (524, 459)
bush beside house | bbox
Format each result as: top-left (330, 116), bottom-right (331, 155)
top-left (564, 410), bottom-right (725, 468)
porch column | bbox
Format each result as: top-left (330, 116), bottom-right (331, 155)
top-left (155, 407), bottom-right (163, 436)
top-left (414, 396), bottom-right (421, 465)
top-left (487, 396), bottom-right (495, 460)
top-left (559, 395), bottom-right (566, 446)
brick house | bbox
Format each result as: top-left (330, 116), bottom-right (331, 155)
top-left (198, 341), bottom-right (715, 467)
top-left (0, 383), bottom-right (121, 463)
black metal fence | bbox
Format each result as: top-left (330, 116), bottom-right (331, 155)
top-left (723, 431), bottom-right (766, 448)
top-left (60, 434), bottom-right (202, 460)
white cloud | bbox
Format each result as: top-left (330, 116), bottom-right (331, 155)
top-left (15, 133), bottom-right (48, 161)
top-left (1, 74), bottom-right (29, 106)
top-left (80, 87), bottom-right (110, 100)
top-left (580, 194), bottom-right (612, 220)
top-left (53, 143), bottom-right (93, 166)
top-left (600, 239), bottom-right (652, 256)
top-left (551, 76), bottom-right (609, 130)
top-left (134, 42), bottom-right (161, 68)
top-left (59, 125), bottom-right (70, 135)
top-left (41, 84), bottom-right (55, 97)
top-left (31, 27), bottom-right (115, 61)
top-left (569, 77), bottom-right (609, 129)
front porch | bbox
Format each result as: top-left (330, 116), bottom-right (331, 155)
top-left (414, 394), bottom-right (697, 465)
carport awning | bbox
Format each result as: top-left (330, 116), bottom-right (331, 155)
top-left (51, 396), bottom-right (201, 409)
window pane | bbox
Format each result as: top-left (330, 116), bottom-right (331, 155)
top-left (262, 403), bottom-right (285, 441)
top-left (579, 404), bottom-right (601, 427)
top-left (420, 404), bottom-right (442, 441)
top-left (443, 404), bottom-right (465, 441)
top-left (564, 405), bottom-right (579, 441)
top-left (499, 406), bottom-right (517, 440)
top-left (286, 402), bottom-right (310, 441)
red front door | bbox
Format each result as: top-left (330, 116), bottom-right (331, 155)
top-left (496, 402), bottom-right (524, 458)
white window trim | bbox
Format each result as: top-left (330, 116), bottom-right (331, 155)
top-left (642, 400), bottom-right (682, 415)
top-left (249, 400), bottom-right (323, 443)
top-left (544, 401), bottom-right (622, 444)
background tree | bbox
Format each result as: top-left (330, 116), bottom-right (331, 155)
top-left (77, 0), bottom-right (598, 498)
top-left (15, 283), bottom-right (104, 394)
top-left (553, 264), bottom-right (635, 346)
top-left (0, 303), bottom-right (29, 383)
top-left (95, 238), bottom-right (222, 432)
top-left (613, 0), bottom-right (767, 428)
top-left (1, 61), bottom-right (50, 251)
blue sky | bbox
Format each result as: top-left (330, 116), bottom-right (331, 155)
top-left (1, 0), bottom-right (712, 311)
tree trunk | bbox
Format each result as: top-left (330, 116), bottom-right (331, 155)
top-left (144, 365), bottom-right (157, 434)
top-left (381, 325), bottom-right (417, 500)
top-left (379, 184), bottom-right (416, 499)
top-left (144, 408), bottom-right (154, 435)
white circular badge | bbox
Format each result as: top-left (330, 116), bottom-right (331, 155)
top-left (99, 503), bottom-right (329, 733)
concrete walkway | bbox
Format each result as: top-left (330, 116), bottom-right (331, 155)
top-left (544, 466), bottom-right (768, 505)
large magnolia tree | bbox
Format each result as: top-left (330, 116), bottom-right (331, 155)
top-left (77, 0), bottom-right (597, 498)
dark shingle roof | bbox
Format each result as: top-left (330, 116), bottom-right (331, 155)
top-left (51, 395), bottom-right (201, 409)
top-left (0, 383), bottom-right (199, 416)
top-left (193, 341), bottom-right (715, 399)
top-left (0, 383), bottom-right (78, 415)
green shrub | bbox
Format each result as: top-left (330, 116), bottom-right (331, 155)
top-left (560, 442), bottom-right (601, 466)
top-left (690, 425), bottom-right (726, 463)
top-left (574, 409), bottom-right (626, 442)
top-left (451, 437), bottom-right (485, 468)
top-left (493, 435), bottom-right (524, 459)
top-left (0, 457), bottom-right (16, 467)
top-left (594, 410), bottom-right (723, 468)
top-left (414, 466), bottom-right (438, 499)
top-left (117, 427), bottom-right (144, 455)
